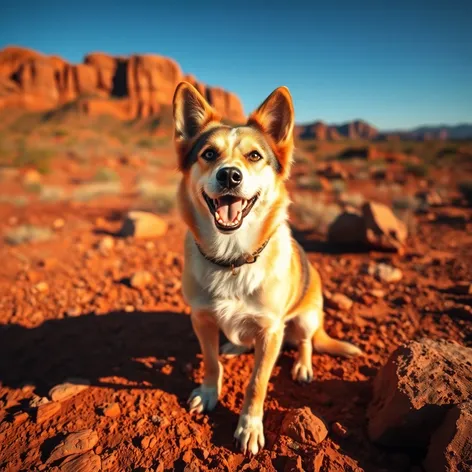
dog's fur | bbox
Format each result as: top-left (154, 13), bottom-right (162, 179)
top-left (172, 82), bottom-right (361, 455)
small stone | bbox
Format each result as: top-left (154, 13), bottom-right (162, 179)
top-left (140, 435), bottom-right (152, 450)
top-left (119, 211), bottom-right (168, 239)
top-left (281, 407), bottom-right (328, 445)
top-left (29, 395), bottom-right (49, 408)
top-left (124, 305), bottom-right (135, 312)
top-left (103, 402), bottom-right (121, 418)
top-left (332, 421), bottom-right (349, 438)
top-left (364, 263), bottom-right (403, 283)
top-left (326, 293), bottom-right (353, 311)
top-left (37, 401), bottom-right (61, 424)
top-left (13, 411), bottom-right (29, 424)
top-left (98, 236), bottom-right (114, 253)
top-left (53, 218), bottom-right (65, 230)
top-left (34, 282), bottom-right (49, 293)
top-left (370, 289), bottom-right (385, 298)
top-left (47, 429), bottom-right (99, 463)
top-left (58, 450), bottom-right (101, 472)
top-left (130, 270), bottom-right (152, 290)
top-left (49, 378), bottom-right (90, 402)
top-left (66, 307), bottom-right (81, 317)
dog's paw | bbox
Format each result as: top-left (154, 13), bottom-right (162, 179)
top-left (221, 342), bottom-right (252, 358)
top-left (291, 360), bottom-right (313, 383)
top-left (188, 385), bottom-right (219, 413)
top-left (234, 414), bottom-right (265, 456)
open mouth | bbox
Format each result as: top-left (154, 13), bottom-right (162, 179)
top-left (203, 192), bottom-right (258, 232)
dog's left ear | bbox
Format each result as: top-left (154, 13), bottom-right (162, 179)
top-left (247, 86), bottom-right (295, 178)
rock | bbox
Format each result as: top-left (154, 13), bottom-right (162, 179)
top-left (29, 395), bottom-right (49, 408)
top-left (364, 263), bottom-right (402, 283)
top-left (369, 289), bottom-right (385, 299)
top-left (22, 168), bottom-right (42, 185)
top-left (416, 190), bottom-right (443, 207)
top-left (325, 293), bottom-right (353, 311)
top-left (447, 282), bottom-right (472, 295)
top-left (423, 401), bottom-right (472, 472)
top-left (118, 211), bottom-right (168, 239)
top-left (49, 378), bottom-right (90, 402)
top-left (130, 270), bottom-right (152, 289)
top-left (368, 339), bottom-right (472, 450)
top-left (34, 281), bottom-right (49, 293)
top-left (47, 429), bottom-right (99, 463)
top-left (362, 201), bottom-right (407, 252)
top-left (332, 421), bottom-right (349, 438)
top-left (13, 411), bottom-right (29, 424)
top-left (328, 210), bottom-right (365, 245)
top-left (102, 402), bottom-right (121, 418)
top-left (52, 218), bottom-right (65, 230)
top-left (97, 236), bottom-right (114, 252)
top-left (37, 401), bottom-right (61, 423)
top-left (284, 455), bottom-right (304, 472)
top-left (59, 451), bottom-right (101, 472)
top-left (281, 407), bottom-right (328, 445)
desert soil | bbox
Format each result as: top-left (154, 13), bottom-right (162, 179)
top-left (0, 156), bottom-right (471, 472)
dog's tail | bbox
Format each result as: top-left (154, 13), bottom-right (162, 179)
top-left (313, 328), bottom-right (363, 358)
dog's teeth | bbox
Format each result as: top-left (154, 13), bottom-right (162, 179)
top-left (242, 201), bottom-right (247, 209)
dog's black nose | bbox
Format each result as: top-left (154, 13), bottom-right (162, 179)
top-left (216, 167), bottom-right (243, 189)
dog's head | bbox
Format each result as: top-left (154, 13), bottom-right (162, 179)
top-left (173, 82), bottom-right (294, 239)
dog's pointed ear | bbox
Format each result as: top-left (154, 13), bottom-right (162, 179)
top-left (173, 82), bottom-right (220, 143)
top-left (247, 87), bottom-right (294, 178)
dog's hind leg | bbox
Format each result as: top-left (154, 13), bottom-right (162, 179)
top-left (286, 309), bottom-right (320, 383)
top-left (221, 341), bottom-right (252, 358)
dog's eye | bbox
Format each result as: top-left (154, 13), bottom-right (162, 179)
top-left (202, 149), bottom-right (217, 161)
top-left (248, 151), bottom-right (262, 162)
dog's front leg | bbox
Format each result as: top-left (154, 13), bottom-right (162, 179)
top-left (234, 327), bottom-right (284, 455)
top-left (188, 310), bottom-right (223, 413)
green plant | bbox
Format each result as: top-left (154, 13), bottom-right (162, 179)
top-left (93, 167), bottom-right (120, 182)
top-left (404, 161), bottom-right (429, 177)
top-left (5, 225), bottom-right (54, 245)
top-left (295, 174), bottom-right (324, 191)
top-left (0, 195), bottom-right (28, 206)
top-left (136, 179), bottom-right (176, 214)
top-left (291, 194), bottom-right (341, 233)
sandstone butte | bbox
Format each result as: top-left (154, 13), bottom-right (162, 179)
top-left (0, 46), bottom-right (245, 122)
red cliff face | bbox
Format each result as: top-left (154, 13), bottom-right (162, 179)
top-left (0, 46), bottom-right (246, 122)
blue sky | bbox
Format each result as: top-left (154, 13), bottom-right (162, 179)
top-left (1, 0), bottom-right (471, 129)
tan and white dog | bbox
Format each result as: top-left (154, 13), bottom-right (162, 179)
top-left (172, 82), bottom-right (361, 455)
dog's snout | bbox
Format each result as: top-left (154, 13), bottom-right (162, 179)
top-left (216, 167), bottom-right (243, 189)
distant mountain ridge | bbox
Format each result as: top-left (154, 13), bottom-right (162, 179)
top-left (296, 120), bottom-right (472, 141)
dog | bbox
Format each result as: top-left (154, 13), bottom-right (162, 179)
top-left (172, 82), bottom-right (362, 455)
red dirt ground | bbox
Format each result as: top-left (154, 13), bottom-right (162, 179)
top-left (0, 154), bottom-right (471, 471)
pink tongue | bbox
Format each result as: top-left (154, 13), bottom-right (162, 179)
top-left (216, 198), bottom-right (243, 223)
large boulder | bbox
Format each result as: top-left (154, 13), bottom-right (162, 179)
top-left (368, 339), bottom-right (472, 454)
top-left (328, 201), bottom-right (407, 252)
top-left (423, 401), bottom-right (472, 472)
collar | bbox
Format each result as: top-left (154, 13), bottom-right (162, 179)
top-left (194, 237), bottom-right (271, 275)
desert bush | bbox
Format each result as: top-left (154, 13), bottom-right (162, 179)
top-left (72, 182), bottom-right (122, 201)
top-left (393, 195), bottom-right (420, 211)
top-left (136, 179), bottom-right (176, 214)
top-left (295, 174), bottom-right (324, 191)
top-left (331, 179), bottom-right (346, 195)
top-left (291, 194), bottom-right (341, 233)
top-left (14, 141), bottom-right (53, 174)
top-left (458, 180), bottom-right (472, 205)
top-left (40, 185), bottom-right (66, 202)
top-left (0, 195), bottom-right (28, 206)
top-left (404, 161), bottom-right (429, 177)
top-left (93, 167), bottom-right (120, 182)
top-left (52, 128), bottom-right (68, 138)
top-left (24, 181), bottom-right (43, 193)
top-left (137, 136), bottom-right (170, 149)
top-left (5, 225), bottom-right (53, 245)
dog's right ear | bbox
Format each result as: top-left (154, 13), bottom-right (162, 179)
top-left (173, 82), bottom-right (220, 165)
